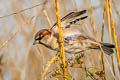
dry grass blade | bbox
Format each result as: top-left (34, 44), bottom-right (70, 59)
top-left (0, 56), bottom-right (3, 80)
top-left (99, 45), bottom-right (117, 80)
top-left (41, 56), bottom-right (58, 80)
top-left (101, 1), bottom-right (107, 80)
top-left (43, 9), bottom-right (52, 27)
top-left (89, 0), bottom-right (99, 41)
top-left (0, 16), bottom-right (34, 52)
top-left (108, 0), bottom-right (120, 72)
top-left (104, 55), bottom-right (117, 80)
top-left (55, 0), bottom-right (66, 79)
top-left (0, 3), bottom-right (45, 19)
top-left (112, 0), bottom-right (120, 20)
top-left (72, 0), bottom-right (77, 11)
top-left (106, 0), bottom-right (116, 76)
top-left (101, 2), bottom-right (106, 42)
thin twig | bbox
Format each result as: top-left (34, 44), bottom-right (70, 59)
top-left (0, 1), bottom-right (48, 19)
top-left (41, 55), bottom-right (58, 80)
top-left (101, 2), bottom-right (106, 42)
top-left (89, 0), bottom-right (99, 41)
top-left (43, 9), bottom-right (52, 27)
top-left (55, 0), bottom-right (66, 79)
top-left (112, 0), bottom-right (120, 20)
top-left (99, 45), bottom-right (117, 80)
top-left (72, 0), bottom-right (77, 11)
top-left (0, 17), bottom-right (34, 52)
top-left (104, 55), bottom-right (117, 80)
top-left (101, 1), bottom-right (107, 80)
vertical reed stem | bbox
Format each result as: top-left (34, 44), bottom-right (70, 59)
top-left (106, 0), bottom-right (116, 77)
top-left (101, 1), bottom-right (107, 80)
top-left (108, 0), bottom-right (120, 72)
top-left (55, 0), bottom-right (66, 79)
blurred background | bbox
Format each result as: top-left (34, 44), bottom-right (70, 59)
top-left (0, 0), bottom-right (120, 80)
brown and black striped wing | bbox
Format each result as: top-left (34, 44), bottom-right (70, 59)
top-left (50, 10), bottom-right (87, 32)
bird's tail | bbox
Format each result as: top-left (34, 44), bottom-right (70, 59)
top-left (100, 42), bottom-right (115, 55)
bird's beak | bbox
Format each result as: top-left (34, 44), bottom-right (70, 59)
top-left (33, 40), bottom-right (39, 45)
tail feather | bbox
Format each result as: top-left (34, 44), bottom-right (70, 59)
top-left (100, 42), bottom-right (115, 55)
top-left (101, 46), bottom-right (114, 55)
top-left (100, 42), bottom-right (115, 48)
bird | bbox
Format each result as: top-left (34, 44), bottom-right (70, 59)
top-left (33, 10), bottom-right (115, 55)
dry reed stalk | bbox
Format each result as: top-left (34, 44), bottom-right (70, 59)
top-left (112, 0), bottom-right (120, 20)
top-left (61, 0), bottom-right (67, 13)
top-left (106, 0), bottom-right (116, 76)
top-left (0, 29), bottom-right (21, 51)
top-left (0, 56), bottom-right (3, 80)
top-left (89, 0), bottom-right (99, 41)
top-left (100, 46), bottom-right (117, 80)
top-left (55, 0), bottom-right (66, 79)
top-left (101, 3), bottom-right (106, 42)
top-left (72, 0), bottom-right (77, 11)
top-left (101, 1), bottom-right (107, 80)
top-left (30, 7), bottom-right (44, 55)
top-left (88, 0), bottom-right (102, 72)
top-left (106, 0), bottom-right (112, 44)
top-left (30, 4), bottom-right (45, 36)
top-left (104, 57), bottom-right (117, 80)
top-left (0, 16), bottom-right (33, 51)
top-left (0, 2), bottom-right (43, 52)
top-left (43, 9), bottom-right (52, 27)
top-left (108, 0), bottom-right (120, 72)
top-left (14, 39), bottom-right (19, 63)
top-left (0, 2), bottom-right (47, 19)
top-left (41, 56), bottom-right (58, 80)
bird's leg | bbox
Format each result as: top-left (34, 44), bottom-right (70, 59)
top-left (57, 39), bottom-right (64, 43)
top-left (56, 51), bottom-right (60, 56)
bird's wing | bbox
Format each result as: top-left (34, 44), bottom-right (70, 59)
top-left (50, 10), bottom-right (87, 32)
top-left (64, 33), bottom-right (96, 43)
top-left (63, 31), bottom-right (97, 47)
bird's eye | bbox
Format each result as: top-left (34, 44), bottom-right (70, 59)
top-left (35, 34), bottom-right (44, 40)
top-left (40, 35), bottom-right (43, 37)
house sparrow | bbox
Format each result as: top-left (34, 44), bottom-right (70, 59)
top-left (33, 10), bottom-right (115, 55)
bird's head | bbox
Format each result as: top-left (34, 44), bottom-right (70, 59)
top-left (33, 29), bottom-right (52, 45)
